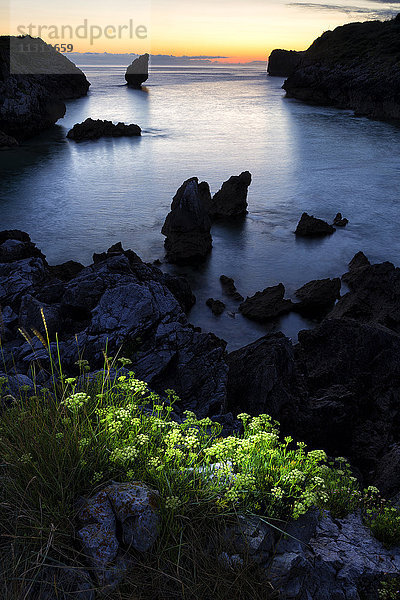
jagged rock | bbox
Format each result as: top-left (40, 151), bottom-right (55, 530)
top-left (0, 256), bottom-right (49, 308)
top-left (219, 275), bottom-right (244, 301)
top-left (206, 172), bottom-right (252, 218)
top-left (67, 118), bottom-right (141, 141)
top-left (333, 212), bottom-right (348, 227)
top-left (0, 129), bottom-right (18, 148)
top-left (239, 283), bottom-right (293, 322)
top-left (283, 15), bottom-right (400, 122)
top-left (374, 444), bottom-right (400, 498)
top-left (348, 251), bottom-right (370, 272)
top-left (125, 53), bottom-right (149, 88)
top-left (49, 260), bottom-right (85, 282)
top-left (206, 298), bottom-right (225, 316)
top-left (161, 178), bottom-right (212, 264)
top-left (293, 277), bottom-right (341, 314)
top-left (0, 36), bottom-right (90, 140)
top-left (19, 294), bottom-right (62, 338)
top-left (330, 260), bottom-right (400, 331)
top-left (226, 333), bottom-right (302, 426)
top-left (295, 213), bottom-right (335, 237)
top-left (267, 49), bottom-right (303, 77)
top-left (0, 235), bottom-right (46, 263)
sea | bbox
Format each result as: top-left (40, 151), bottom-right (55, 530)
top-left (1, 63), bottom-right (400, 350)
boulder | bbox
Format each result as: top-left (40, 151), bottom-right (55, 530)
top-left (239, 283), bottom-right (293, 322)
top-left (67, 118), bottom-right (141, 141)
top-left (0, 36), bottom-right (90, 140)
top-left (161, 178), bottom-right (212, 264)
top-left (125, 53), bottom-right (149, 88)
top-left (206, 171), bottom-right (252, 218)
top-left (219, 275), bottom-right (244, 302)
top-left (295, 213), bottom-right (335, 237)
top-left (333, 212), bottom-right (348, 227)
top-left (293, 277), bottom-right (341, 314)
top-left (267, 49), bottom-right (303, 77)
top-left (206, 298), bottom-right (225, 316)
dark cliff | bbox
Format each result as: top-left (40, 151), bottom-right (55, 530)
top-left (282, 14), bottom-right (400, 120)
top-left (267, 49), bottom-right (303, 77)
top-left (0, 36), bottom-right (90, 140)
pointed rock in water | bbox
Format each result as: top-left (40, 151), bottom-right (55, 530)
top-left (239, 283), bottom-right (293, 322)
top-left (206, 298), bottom-right (226, 316)
top-left (161, 178), bottom-right (212, 264)
top-left (67, 118), bottom-right (141, 141)
top-left (295, 212), bottom-right (335, 237)
top-left (206, 171), bottom-right (252, 218)
top-left (125, 53), bottom-right (149, 88)
top-left (333, 212), bottom-right (348, 227)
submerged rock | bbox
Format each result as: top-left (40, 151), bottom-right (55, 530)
top-left (267, 49), bottom-right (303, 77)
top-left (67, 118), bottom-right (141, 141)
top-left (295, 212), bottom-right (335, 237)
top-left (239, 283), bottom-right (293, 322)
top-left (206, 171), bottom-right (252, 218)
top-left (125, 53), bottom-right (149, 88)
top-left (161, 177), bottom-right (212, 264)
top-left (0, 36), bottom-right (89, 141)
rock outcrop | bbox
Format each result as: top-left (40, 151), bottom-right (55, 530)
top-left (219, 275), bottom-right (244, 302)
top-left (295, 212), bottom-right (335, 237)
top-left (67, 118), bottom-right (141, 141)
top-left (0, 36), bottom-right (90, 140)
top-left (206, 298), bottom-right (225, 316)
top-left (267, 49), bottom-right (303, 77)
top-left (206, 171), bottom-right (252, 219)
top-left (283, 14), bottom-right (400, 121)
top-left (239, 283), bottom-right (293, 322)
top-left (125, 53), bottom-right (149, 88)
top-left (294, 277), bottom-right (341, 314)
top-left (161, 178), bottom-right (212, 264)
top-left (0, 231), bottom-right (227, 417)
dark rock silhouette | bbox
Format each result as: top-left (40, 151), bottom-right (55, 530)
top-left (161, 178), bottom-right (212, 264)
top-left (347, 251), bottom-right (370, 272)
top-left (0, 36), bottom-right (90, 140)
top-left (206, 171), bottom-right (252, 218)
top-left (295, 212), bottom-right (335, 237)
top-left (219, 275), bottom-right (244, 302)
top-left (125, 53), bottom-right (149, 88)
top-left (283, 15), bottom-right (400, 121)
top-left (206, 298), bottom-right (225, 316)
top-left (239, 283), bottom-right (293, 322)
top-left (67, 118), bottom-right (141, 141)
top-left (267, 49), bottom-right (303, 77)
top-left (333, 212), bottom-right (348, 227)
top-left (294, 277), bottom-right (341, 314)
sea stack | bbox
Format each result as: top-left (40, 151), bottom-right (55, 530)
top-left (125, 53), bottom-right (149, 88)
top-left (206, 171), bottom-right (252, 219)
top-left (161, 178), bottom-right (212, 264)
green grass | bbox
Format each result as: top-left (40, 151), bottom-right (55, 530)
top-left (1, 333), bottom-right (400, 598)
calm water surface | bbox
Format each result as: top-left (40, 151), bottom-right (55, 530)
top-left (1, 64), bottom-right (400, 349)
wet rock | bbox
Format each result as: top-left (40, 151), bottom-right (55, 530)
top-left (239, 283), bottom-right (293, 322)
top-left (67, 118), bottom-right (141, 141)
top-left (333, 212), bottom-right (348, 227)
top-left (295, 213), bottom-right (335, 237)
top-left (294, 277), bottom-right (341, 314)
top-left (125, 53), bottom-right (149, 88)
top-left (226, 333), bottom-right (302, 426)
top-left (161, 177), bottom-right (212, 264)
top-left (0, 130), bottom-right (18, 148)
top-left (267, 49), bottom-right (303, 77)
top-left (206, 298), bottom-right (226, 316)
top-left (206, 171), bottom-right (252, 218)
top-left (219, 275), bottom-right (244, 302)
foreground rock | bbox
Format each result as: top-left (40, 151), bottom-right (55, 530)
top-left (125, 53), bottom-right (149, 88)
top-left (206, 171), bottom-right (252, 218)
top-left (0, 36), bottom-right (89, 140)
top-left (161, 178), bottom-right (212, 264)
top-left (67, 118), bottom-right (141, 141)
top-left (239, 283), bottom-right (293, 322)
top-left (0, 231), bottom-right (227, 417)
top-left (295, 212), bottom-right (335, 237)
top-left (283, 14), bottom-right (400, 121)
top-left (267, 49), bottom-right (303, 77)
top-left (294, 277), bottom-right (341, 314)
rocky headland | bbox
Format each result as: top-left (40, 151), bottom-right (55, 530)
top-left (0, 36), bottom-right (90, 141)
top-left (267, 49), bottom-right (303, 77)
top-left (280, 14), bottom-right (400, 121)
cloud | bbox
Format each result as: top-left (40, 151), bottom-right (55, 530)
top-left (286, 2), bottom-right (399, 18)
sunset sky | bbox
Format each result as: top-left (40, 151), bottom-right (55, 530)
top-left (1, 0), bottom-right (399, 61)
